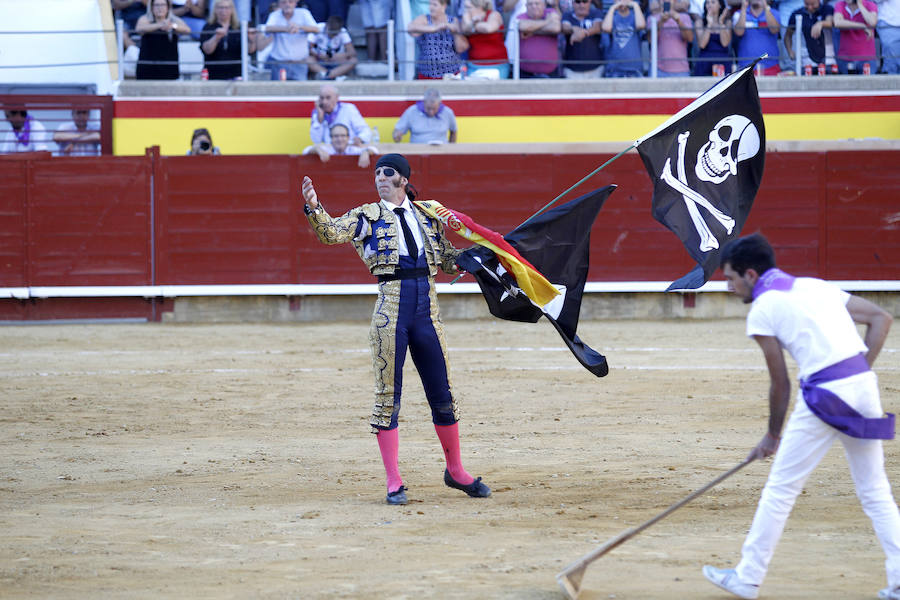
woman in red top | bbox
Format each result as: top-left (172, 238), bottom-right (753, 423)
top-left (457, 0), bottom-right (510, 78)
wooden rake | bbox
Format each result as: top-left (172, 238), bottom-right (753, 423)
top-left (556, 458), bottom-right (755, 600)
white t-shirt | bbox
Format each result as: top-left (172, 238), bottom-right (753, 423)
top-left (264, 8), bottom-right (318, 61)
top-left (55, 121), bottom-right (101, 156)
top-left (746, 276), bottom-right (866, 379)
top-left (0, 119), bottom-right (50, 153)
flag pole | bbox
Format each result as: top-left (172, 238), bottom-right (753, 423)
top-left (449, 143), bottom-right (635, 284)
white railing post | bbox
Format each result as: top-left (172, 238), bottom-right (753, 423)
top-left (794, 13), bottom-right (802, 74)
top-left (116, 18), bottom-right (125, 83)
top-left (512, 21), bottom-right (520, 79)
top-left (241, 20), bottom-right (249, 80)
top-left (650, 17), bottom-right (658, 78)
top-left (387, 19), bottom-right (395, 81)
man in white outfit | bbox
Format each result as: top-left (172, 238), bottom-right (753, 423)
top-left (704, 233), bottom-right (900, 600)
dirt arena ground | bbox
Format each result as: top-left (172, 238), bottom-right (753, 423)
top-left (2, 318), bottom-right (900, 599)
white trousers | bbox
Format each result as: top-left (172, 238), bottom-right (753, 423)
top-left (735, 371), bottom-right (900, 589)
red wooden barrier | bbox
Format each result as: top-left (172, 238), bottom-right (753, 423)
top-left (1, 148), bottom-right (898, 320)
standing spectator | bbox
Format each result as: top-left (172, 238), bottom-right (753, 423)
top-left (517, 0), bottom-right (563, 77)
top-left (172, 0), bottom-right (207, 39)
top-left (392, 89), bottom-right (458, 144)
top-left (188, 127), bottom-right (221, 154)
top-left (833, 0), bottom-right (879, 73)
top-left (136, 0), bottom-right (191, 80)
top-left (702, 233), bottom-right (900, 600)
top-left (1, 108), bottom-right (49, 154)
top-left (602, 0), bottom-right (647, 77)
top-left (310, 84), bottom-right (374, 146)
top-left (784, 0), bottom-right (834, 71)
top-left (408, 0), bottom-right (467, 79)
top-left (775, 0), bottom-right (805, 73)
top-left (306, 0), bottom-right (350, 24)
top-left (875, 0), bottom-right (900, 73)
top-left (561, 0), bottom-right (606, 78)
top-left (693, 0), bottom-right (732, 75)
top-left (303, 123), bottom-right (378, 167)
top-left (308, 16), bottom-right (358, 80)
top-left (732, 0), bottom-right (781, 74)
top-left (359, 0), bottom-right (393, 62)
top-left (257, 0), bottom-right (319, 80)
top-left (458, 0), bottom-right (511, 78)
top-left (113, 0), bottom-right (150, 34)
top-left (54, 109), bottom-right (101, 156)
top-left (201, 0), bottom-right (257, 79)
top-left (649, 0), bottom-right (694, 76)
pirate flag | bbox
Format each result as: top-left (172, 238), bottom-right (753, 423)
top-left (636, 60), bottom-right (766, 291)
top-left (453, 186), bottom-right (615, 377)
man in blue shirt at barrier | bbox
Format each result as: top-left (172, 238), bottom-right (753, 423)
top-left (392, 89), bottom-right (458, 144)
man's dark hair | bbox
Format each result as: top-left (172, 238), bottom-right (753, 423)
top-left (719, 233), bottom-right (776, 276)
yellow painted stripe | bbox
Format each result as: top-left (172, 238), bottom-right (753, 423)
top-left (113, 111), bottom-right (900, 155)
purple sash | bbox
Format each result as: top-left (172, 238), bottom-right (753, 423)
top-left (14, 115), bottom-right (32, 147)
top-left (801, 353), bottom-right (895, 439)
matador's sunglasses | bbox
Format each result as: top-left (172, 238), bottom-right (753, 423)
top-left (374, 167), bottom-right (397, 177)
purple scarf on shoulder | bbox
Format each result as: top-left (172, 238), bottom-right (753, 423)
top-left (14, 115), bottom-right (32, 146)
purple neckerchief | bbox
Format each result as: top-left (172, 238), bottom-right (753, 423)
top-left (801, 353), bottom-right (895, 439)
top-left (752, 268), bottom-right (795, 300)
top-left (323, 102), bottom-right (342, 127)
top-left (14, 115), bottom-right (32, 146)
top-left (416, 101), bottom-right (444, 118)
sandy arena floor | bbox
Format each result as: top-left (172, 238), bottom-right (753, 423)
top-left (2, 318), bottom-right (899, 599)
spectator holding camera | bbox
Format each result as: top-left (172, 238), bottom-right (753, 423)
top-left (833, 0), bottom-right (878, 73)
top-left (649, 0), bottom-right (694, 76)
top-left (303, 123), bottom-right (378, 168)
top-left (732, 0), bottom-right (781, 74)
top-left (135, 0), bottom-right (191, 80)
top-left (602, 0), bottom-right (646, 77)
top-left (201, 0), bottom-right (257, 80)
top-left (693, 0), bottom-right (732, 75)
top-left (188, 128), bottom-right (220, 155)
top-left (308, 16), bottom-right (358, 80)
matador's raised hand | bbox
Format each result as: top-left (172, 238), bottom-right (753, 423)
top-left (302, 176), bottom-right (319, 210)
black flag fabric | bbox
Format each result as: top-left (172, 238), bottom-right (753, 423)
top-left (456, 186), bottom-right (615, 377)
top-left (636, 61), bottom-right (766, 291)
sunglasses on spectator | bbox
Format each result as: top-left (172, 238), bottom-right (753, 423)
top-left (374, 167), bottom-right (397, 177)
top-left (574, 0), bottom-right (590, 4)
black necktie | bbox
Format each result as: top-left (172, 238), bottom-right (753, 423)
top-left (394, 207), bottom-right (418, 257)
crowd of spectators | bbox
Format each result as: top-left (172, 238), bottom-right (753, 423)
top-left (113, 0), bottom-right (900, 79)
top-left (1, 108), bottom-right (101, 156)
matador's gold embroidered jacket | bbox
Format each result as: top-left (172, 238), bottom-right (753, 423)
top-left (306, 201), bottom-right (461, 276)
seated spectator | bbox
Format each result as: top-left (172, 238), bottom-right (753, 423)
top-left (1, 108), bottom-right (49, 154)
top-left (54, 109), bottom-right (101, 156)
top-left (201, 0), bottom-right (257, 80)
top-left (408, 0), bottom-right (467, 79)
top-left (517, 0), bottom-right (562, 77)
top-left (876, 0), bottom-right (899, 73)
top-left (114, 0), bottom-right (150, 34)
top-left (693, 0), bottom-right (732, 75)
top-left (649, 0), bottom-right (694, 76)
top-left (308, 16), bottom-right (358, 80)
top-left (784, 0), bottom-right (833, 71)
top-left (458, 0), bottom-right (510, 78)
top-left (310, 85), bottom-right (374, 146)
top-left (359, 0), bottom-right (393, 61)
top-left (732, 0), bottom-right (781, 74)
top-left (602, 0), bottom-right (646, 77)
top-left (833, 0), bottom-right (878, 73)
top-left (188, 127), bottom-right (221, 154)
top-left (392, 89), bottom-right (458, 144)
top-left (561, 0), bottom-right (606, 78)
top-left (135, 0), bottom-right (192, 80)
top-left (303, 123), bottom-right (377, 168)
top-left (173, 0), bottom-right (207, 39)
top-left (257, 0), bottom-right (319, 80)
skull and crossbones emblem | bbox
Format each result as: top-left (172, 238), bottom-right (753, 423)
top-left (660, 114), bottom-right (761, 252)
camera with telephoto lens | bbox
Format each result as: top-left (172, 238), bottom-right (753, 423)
top-left (199, 140), bottom-right (211, 151)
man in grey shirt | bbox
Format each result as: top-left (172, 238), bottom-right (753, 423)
top-left (392, 89), bottom-right (458, 144)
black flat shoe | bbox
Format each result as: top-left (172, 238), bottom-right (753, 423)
top-left (444, 469), bottom-right (491, 498)
top-left (386, 486), bottom-right (408, 505)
